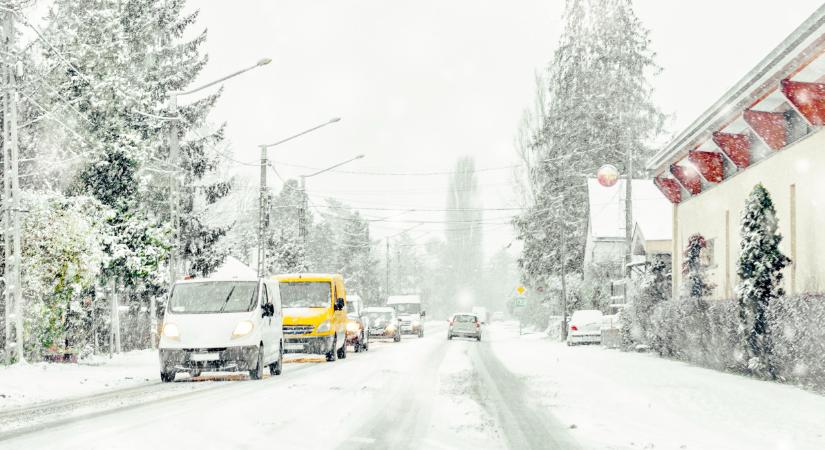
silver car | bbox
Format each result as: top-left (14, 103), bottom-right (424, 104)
top-left (447, 313), bottom-right (481, 341)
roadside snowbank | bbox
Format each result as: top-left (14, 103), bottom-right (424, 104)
top-left (489, 321), bottom-right (825, 450)
top-left (0, 350), bottom-right (158, 411)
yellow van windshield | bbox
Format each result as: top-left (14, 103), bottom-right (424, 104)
top-left (279, 281), bottom-right (331, 308)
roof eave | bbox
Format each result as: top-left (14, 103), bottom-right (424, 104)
top-left (647, 4), bottom-right (825, 173)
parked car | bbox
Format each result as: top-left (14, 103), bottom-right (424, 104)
top-left (447, 313), bottom-right (481, 341)
top-left (158, 277), bottom-right (284, 382)
top-left (276, 273), bottom-right (349, 362)
top-left (363, 307), bottom-right (402, 342)
top-left (566, 309), bottom-right (604, 346)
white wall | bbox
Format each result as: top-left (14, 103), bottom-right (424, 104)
top-left (673, 129), bottom-right (825, 299)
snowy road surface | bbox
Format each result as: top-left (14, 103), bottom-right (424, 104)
top-left (1, 322), bottom-right (825, 449)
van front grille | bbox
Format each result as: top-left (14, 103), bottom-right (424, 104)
top-left (283, 325), bottom-right (314, 335)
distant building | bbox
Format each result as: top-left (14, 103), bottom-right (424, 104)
top-left (647, 5), bottom-right (825, 300)
top-left (584, 178), bottom-right (673, 301)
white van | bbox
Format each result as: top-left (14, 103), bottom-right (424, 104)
top-left (158, 277), bottom-right (284, 382)
top-left (387, 295), bottom-right (425, 338)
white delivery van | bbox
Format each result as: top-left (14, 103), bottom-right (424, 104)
top-left (158, 277), bottom-right (284, 382)
top-left (387, 294), bottom-right (425, 338)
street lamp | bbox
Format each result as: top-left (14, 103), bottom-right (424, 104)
top-left (298, 154), bottom-right (366, 244)
top-left (167, 57), bottom-right (271, 285)
top-left (257, 118), bottom-right (342, 277)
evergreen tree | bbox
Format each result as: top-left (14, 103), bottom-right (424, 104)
top-left (267, 180), bottom-right (308, 273)
top-left (736, 184), bottom-right (790, 378)
top-left (682, 233), bottom-right (714, 309)
top-left (443, 157), bottom-right (482, 311)
top-left (514, 0), bottom-right (662, 298)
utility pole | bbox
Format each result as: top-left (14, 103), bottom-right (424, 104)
top-left (2, 13), bottom-right (11, 363)
top-left (168, 95), bottom-right (179, 286)
top-left (298, 175), bottom-right (308, 247)
top-left (385, 238), bottom-right (390, 297)
top-left (624, 147), bottom-right (633, 303)
top-left (560, 191), bottom-right (568, 341)
top-left (110, 279), bottom-right (121, 354)
top-left (257, 145), bottom-right (267, 278)
top-left (2, 11), bottom-right (23, 364)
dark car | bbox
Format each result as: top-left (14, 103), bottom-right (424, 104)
top-left (346, 312), bottom-right (370, 352)
top-left (363, 307), bottom-right (402, 342)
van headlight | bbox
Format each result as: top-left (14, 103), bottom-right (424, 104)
top-left (162, 323), bottom-right (180, 340)
top-left (316, 320), bottom-right (331, 333)
top-left (386, 324), bottom-right (396, 332)
top-left (232, 320), bottom-right (254, 338)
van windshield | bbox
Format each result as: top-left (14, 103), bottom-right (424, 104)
top-left (393, 303), bottom-right (420, 314)
top-left (169, 281), bottom-right (258, 314)
top-left (279, 281), bottom-right (331, 308)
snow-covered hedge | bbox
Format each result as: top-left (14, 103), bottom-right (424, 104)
top-left (625, 294), bottom-right (825, 391)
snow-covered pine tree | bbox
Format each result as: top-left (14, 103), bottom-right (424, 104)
top-left (736, 183), bottom-right (790, 378)
top-left (267, 179), bottom-right (309, 273)
top-left (682, 233), bottom-right (714, 309)
top-left (514, 0), bottom-right (662, 297)
top-left (120, 0), bottom-right (230, 277)
top-left (41, 0), bottom-right (171, 310)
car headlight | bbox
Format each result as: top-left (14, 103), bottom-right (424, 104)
top-left (412, 320), bottom-right (421, 327)
top-left (162, 323), bottom-right (180, 340)
top-left (386, 324), bottom-right (396, 332)
top-left (232, 320), bottom-right (254, 338)
top-left (316, 320), bottom-right (331, 333)
top-left (346, 322), bottom-right (359, 332)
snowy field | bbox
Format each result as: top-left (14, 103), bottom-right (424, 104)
top-left (489, 321), bottom-right (825, 450)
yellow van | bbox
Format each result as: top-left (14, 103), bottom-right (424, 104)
top-left (274, 273), bottom-right (348, 361)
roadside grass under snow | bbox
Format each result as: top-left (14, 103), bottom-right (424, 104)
top-left (489, 321), bottom-right (825, 450)
top-left (0, 350), bottom-right (159, 411)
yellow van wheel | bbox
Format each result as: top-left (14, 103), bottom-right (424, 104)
top-left (326, 337), bottom-right (338, 362)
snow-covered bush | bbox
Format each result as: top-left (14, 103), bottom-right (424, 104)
top-left (20, 193), bottom-right (112, 358)
top-left (767, 294), bottom-right (825, 389)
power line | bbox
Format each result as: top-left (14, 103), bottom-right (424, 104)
top-left (268, 160), bottom-right (522, 176)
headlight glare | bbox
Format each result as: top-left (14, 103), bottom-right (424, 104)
top-left (162, 323), bottom-right (180, 339)
top-left (232, 320), bottom-right (254, 338)
top-left (316, 320), bottom-right (331, 333)
top-left (346, 321), bottom-right (359, 332)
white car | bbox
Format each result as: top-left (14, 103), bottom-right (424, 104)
top-left (566, 309), bottom-right (604, 346)
top-left (158, 277), bottom-right (284, 382)
top-left (447, 313), bottom-right (481, 341)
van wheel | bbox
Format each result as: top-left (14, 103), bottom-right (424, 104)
top-left (337, 339), bottom-right (347, 359)
top-left (249, 345), bottom-right (264, 380)
top-left (326, 337), bottom-right (337, 362)
top-left (269, 344), bottom-right (283, 376)
top-left (418, 329), bottom-right (424, 338)
top-left (394, 332), bottom-right (401, 343)
top-left (160, 370), bottom-right (175, 383)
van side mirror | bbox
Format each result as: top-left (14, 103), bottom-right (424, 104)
top-left (334, 298), bottom-right (345, 311)
top-left (261, 303), bottom-right (274, 317)
top-left (420, 311), bottom-right (426, 317)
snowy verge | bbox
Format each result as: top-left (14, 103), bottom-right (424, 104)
top-left (0, 350), bottom-right (159, 411)
top-left (488, 321), bottom-right (825, 450)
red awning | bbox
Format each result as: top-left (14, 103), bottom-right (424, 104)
top-left (781, 79), bottom-right (825, 125)
top-left (743, 109), bottom-right (787, 150)
top-left (670, 164), bottom-right (701, 195)
top-left (654, 175), bottom-right (681, 204)
top-left (688, 151), bottom-right (725, 183)
top-left (711, 132), bottom-right (750, 169)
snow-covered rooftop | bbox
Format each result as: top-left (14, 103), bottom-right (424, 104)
top-left (207, 255), bottom-right (257, 279)
top-left (587, 178), bottom-right (672, 241)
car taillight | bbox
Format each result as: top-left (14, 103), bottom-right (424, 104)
top-left (570, 325), bottom-right (578, 331)
top-left (475, 322), bottom-right (480, 328)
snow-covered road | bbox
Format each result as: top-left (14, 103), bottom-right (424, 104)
top-left (2, 321), bottom-right (825, 449)
top-left (0, 322), bottom-right (574, 450)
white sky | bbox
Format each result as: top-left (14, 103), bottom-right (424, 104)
top-left (188, 0), bottom-right (824, 256)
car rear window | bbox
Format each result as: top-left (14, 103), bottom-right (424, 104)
top-left (454, 315), bottom-right (476, 323)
